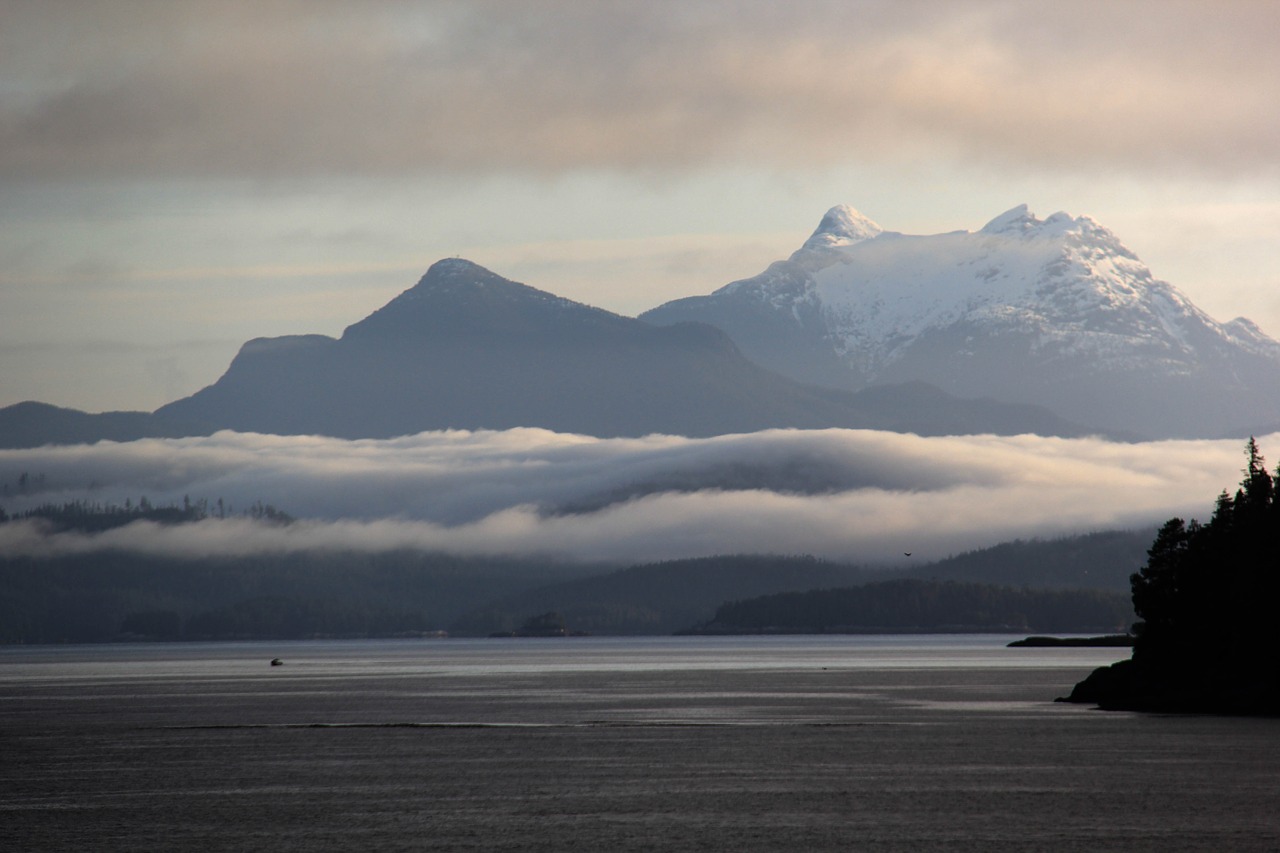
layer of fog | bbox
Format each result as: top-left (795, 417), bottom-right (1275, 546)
top-left (1, 427), bottom-right (1268, 565)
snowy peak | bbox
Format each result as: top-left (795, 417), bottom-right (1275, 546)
top-left (802, 204), bottom-right (884, 249)
top-left (789, 205), bottom-right (884, 270)
top-left (977, 205), bottom-right (1133, 258)
top-left (641, 202), bottom-right (1280, 438)
top-left (805, 203), bottom-right (1200, 366)
top-left (706, 202), bottom-right (1169, 338)
top-left (980, 204), bottom-right (1038, 235)
top-left (980, 204), bottom-right (1094, 239)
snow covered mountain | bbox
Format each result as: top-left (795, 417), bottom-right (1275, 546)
top-left (641, 205), bottom-right (1280, 438)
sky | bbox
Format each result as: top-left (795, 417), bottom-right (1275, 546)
top-left (3, 0), bottom-right (1280, 413)
top-left (0, 428), bottom-right (1269, 565)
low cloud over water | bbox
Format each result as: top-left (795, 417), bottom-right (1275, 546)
top-left (0, 428), bottom-right (1267, 565)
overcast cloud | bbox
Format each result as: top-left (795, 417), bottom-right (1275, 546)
top-left (4, 1), bottom-right (1278, 182)
top-left (0, 428), bottom-right (1267, 565)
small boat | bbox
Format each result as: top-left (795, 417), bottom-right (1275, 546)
top-left (270, 658), bottom-right (283, 666)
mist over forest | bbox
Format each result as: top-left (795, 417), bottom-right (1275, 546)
top-left (0, 428), bottom-right (1258, 567)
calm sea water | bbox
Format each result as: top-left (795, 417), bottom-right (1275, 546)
top-left (3, 635), bottom-right (1278, 851)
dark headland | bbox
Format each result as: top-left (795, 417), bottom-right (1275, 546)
top-left (1059, 439), bottom-right (1280, 715)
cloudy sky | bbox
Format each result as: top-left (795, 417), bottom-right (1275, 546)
top-left (0, 428), bottom-right (1267, 565)
top-left (3, 0), bottom-right (1279, 412)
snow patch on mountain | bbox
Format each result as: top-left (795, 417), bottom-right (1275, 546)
top-left (766, 204), bottom-right (1267, 376)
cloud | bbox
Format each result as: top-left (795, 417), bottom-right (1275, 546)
top-left (0, 427), bottom-right (1268, 564)
top-left (2, 1), bottom-right (1277, 183)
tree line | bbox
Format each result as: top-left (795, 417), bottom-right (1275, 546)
top-left (0, 496), bottom-right (293, 530)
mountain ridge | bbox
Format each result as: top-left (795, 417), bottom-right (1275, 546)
top-left (642, 204), bottom-right (1280, 438)
top-left (2, 257), bottom-right (1106, 447)
top-left (138, 258), bottom-right (1100, 442)
top-left (9, 199), bottom-right (1256, 449)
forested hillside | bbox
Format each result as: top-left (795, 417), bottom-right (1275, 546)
top-left (449, 555), bottom-right (871, 636)
top-left (682, 579), bottom-right (1132, 635)
top-left (904, 530), bottom-right (1152, 591)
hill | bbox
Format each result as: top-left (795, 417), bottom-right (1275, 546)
top-left (448, 555), bottom-right (871, 636)
top-left (683, 578), bottom-right (1132, 635)
top-left (903, 530), bottom-right (1153, 591)
top-left (449, 530), bottom-right (1151, 636)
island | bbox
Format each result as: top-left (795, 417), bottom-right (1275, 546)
top-left (1009, 635), bottom-right (1134, 648)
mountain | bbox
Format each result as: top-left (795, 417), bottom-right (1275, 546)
top-left (0, 401), bottom-right (210, 449)
top-left (141, 258), bottom-right (1098, 441)
top-left (641, 205), bottom-right (1280, 438)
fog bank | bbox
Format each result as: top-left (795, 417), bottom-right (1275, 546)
top-left (1, 428), bottom-right (1266, 564)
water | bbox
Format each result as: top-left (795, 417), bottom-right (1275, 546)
top-left (3, 636), bottom-right (1279, 851)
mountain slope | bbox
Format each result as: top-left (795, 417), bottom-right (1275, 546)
top-left (149, 258), bottom-right (1100, 440)
top-left (642, 205), bottom-right (1280, 438)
